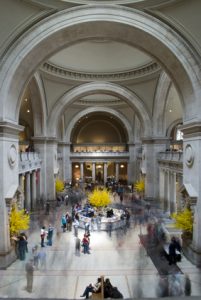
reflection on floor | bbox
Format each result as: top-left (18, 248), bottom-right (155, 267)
top-left (0, 198), bottom-right (201, 299)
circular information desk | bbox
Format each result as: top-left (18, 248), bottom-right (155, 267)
top-left (78, 207), bottom-right (126, 231)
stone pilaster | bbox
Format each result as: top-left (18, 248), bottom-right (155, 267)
top-left (80, 162), bottom-right (84, 181)
top-left (0, 121), bottom-right (24, 268)
top-left (128, 143), bottom-right (136, 184)
top-left (104, 163), bottom-right (107, 184)
top-left (92, 163), bottom-right (95, 182)
top-left (142, 137), bottom-right (168, 200)
top-left (33, 137), bottom-right (58, 201)
top-left (159, 168), bottom-right (165, 210)
top-left (25, 172), bottom-right (31, 210)
top-left (181, 122), bottom-right (201, 265)
top-left (115, 163), bottom-right (119, 182)
top-left (58, 142), bottom-right (71, 182)
top-left (31, 171), bottom-right (37, 210)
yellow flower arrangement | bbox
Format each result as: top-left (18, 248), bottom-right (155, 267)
top-left (171, 208), bottom-right (193, 233)
top-left (134, 179), bottom-right (145, 193)
top-left (55, 178), bottom-right (64, 192)
top-left (89, 188), bottom-right (112, 207)
top-left (9, 204), bottom-right (30, 236)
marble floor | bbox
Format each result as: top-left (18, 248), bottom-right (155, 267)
top-left (1, 200), bottom-right (201, 299)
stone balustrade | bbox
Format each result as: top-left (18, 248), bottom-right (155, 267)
top-left (158, 151), bottom-right (183, 163)
top-left (19, 152), bottom-right (42, 174)
top-left (70, 151), bottom-right (129, 158)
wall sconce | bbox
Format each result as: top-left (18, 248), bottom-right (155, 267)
top-left (75, 164), bottom-right (79, 168)
top-left (120, 164), bottom-right (124, 168)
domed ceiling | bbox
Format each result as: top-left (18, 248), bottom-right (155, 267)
top-left (48, 40), bottom-right (152, 73)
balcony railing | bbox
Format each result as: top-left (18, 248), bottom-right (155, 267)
top-left (19, 152), bottom-right (42, 174)
top-left (70, 150), bottom-right (129, 158)
top-left (157, 151), bottom-right (183, 163)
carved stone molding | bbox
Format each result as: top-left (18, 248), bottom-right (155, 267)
top-left (8, 144), bottom-right (17, 168)
top-left (42, 61), bottom-right (160, 81)
top-left (185, 144), bottom-right (194, 167)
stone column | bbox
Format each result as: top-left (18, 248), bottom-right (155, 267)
top-left (92, 163), bottom-right (96, 182)
top-left (59, 142), bottom-right (71, 182)
top-left (159, 168), bottom-right (165, 210)
top-left (181, 122), bottom-right (201, 265)
top-left (25, 172), bottom-right (31, 211)
top-left (170, 172), bottom-right (176, 213)
top-left (33, 137), bottom-right (58, 201)
top-left (80, 162), bottom-right (84, 181)
top-left (163, 170), bottom-right (170, 213)
top-left (33, 138), bottom-right (47, 198)
top-left (104, 163), bottom-right (107, 184)
top-left (36, 169), bottom-right (41, 202)
top-left (176, 174), bottom-right (183, 211)
top-left (0, 122), bottom-right (24, 268)
top-left (115, 163), bottom-right (119, 182)
top-left (128, 143), bottom-right (135, 184)
top-left (142, 137), bottom-right (168, 200)
top-left (31, 171), bottom-right (37, 210)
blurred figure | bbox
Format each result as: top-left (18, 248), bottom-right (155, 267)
top-left (32, 245), bottom-right (39, 270)
top-left (75, 237), bottom-right (81, 256)
top-left (61, 215), bottom-right (67, 232)
top-left (47, 224), bottom-right (54, 246)
top-left (25, 259), bottom-right (34, 293)
top-left (18, 234), bottom-right (28, 261)
top-left (40, 226), bottom-right (47, 247)
top-left (184, 274), bottom-right (191, 296)
top-left (169, 273), bottom-right (183, 296)
top-left (156, 274), bottom-right (169, 297)
top-left (38, 248), bottom-right (47, 271)
top-left (73, 218), bottom-right (79, 237)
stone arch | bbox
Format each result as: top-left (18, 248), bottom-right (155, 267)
top-left (64, 106), bottom-right (133, 143)
top-left (0, 5), bottom-right (200, 124)
top-left (27, 73), bottom-right (48, 136)
top-left (166, 118), bottom-right (183, 138)
top-left (152, 72), bottom-right (172, 136)
top-left (48, 82), bottom-right (152, 137)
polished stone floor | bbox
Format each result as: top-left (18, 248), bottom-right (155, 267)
top-left (1, 198), bottom-right (201, 299)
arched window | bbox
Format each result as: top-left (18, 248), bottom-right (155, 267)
top-left (176, 128), bottom-right (183, 141)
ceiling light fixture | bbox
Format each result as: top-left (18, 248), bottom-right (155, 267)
top-left (27, 109), bottom-right (30, 113)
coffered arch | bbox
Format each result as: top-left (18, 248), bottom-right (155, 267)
top-left (48, 81), bottom-right (151, 137)
top-left (0, 5), bottom-right (200, 125)
top-left (64, 107), bottom-right (133, 143)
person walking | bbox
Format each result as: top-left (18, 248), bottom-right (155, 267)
top-left (75, 237), bottom-right (81, 256)
top-left (38, 248), bottom-right (47, 271)
top-left (47, 224), bottom-right (54, 246)
top-left (25, 259), bottom-right (34, 293)
top-left (32, 245), bottom-right (39, 270)
top-left (18, 234), bottom-right (28, 261)
top-left (40, 226), bottom-right (47, 247)
top-left (61, 215), bottom-right (67, 232)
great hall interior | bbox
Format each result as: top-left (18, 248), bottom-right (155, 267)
top-left (1, 0), bottom-right (201, 299)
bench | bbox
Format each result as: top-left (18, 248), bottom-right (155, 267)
top-left (91, 276), bottom-right (104, 300)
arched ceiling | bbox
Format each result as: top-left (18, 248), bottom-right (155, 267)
top-left (71, 112), bottom-right (128, 143)
top-left (48, 40), bottom-right (153, 73)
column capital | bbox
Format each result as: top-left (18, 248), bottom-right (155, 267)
top-left (0, 121), bottom-right (24, 137)
top-left (141, 136), bottom-right (169, 144)
top-left (32, 136), bottom-right (58, 144)
top-left (180, 122), bottom-right (201, 137)
top-left (58, 141), bottom-right (71, 146)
